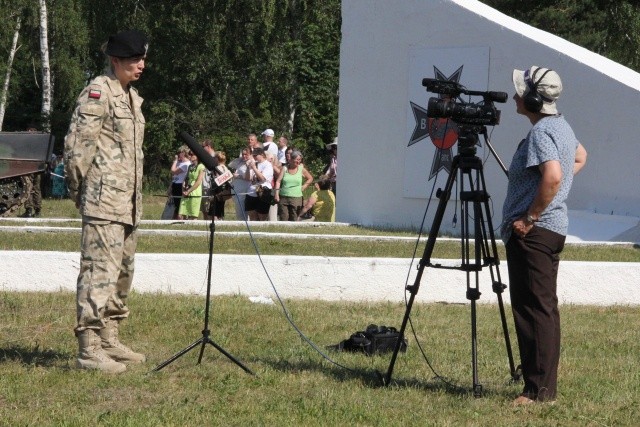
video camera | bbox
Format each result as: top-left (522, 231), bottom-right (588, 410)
top-left (422, 78), bottom-right (507, 126)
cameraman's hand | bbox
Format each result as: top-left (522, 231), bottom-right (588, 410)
top-left (512, 217), bottom-right (534, 238)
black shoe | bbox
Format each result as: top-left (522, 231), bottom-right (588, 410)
top-left (20, 208), bottom-right (34, 218)
top-left (34, 208), bottom-right (41, 217)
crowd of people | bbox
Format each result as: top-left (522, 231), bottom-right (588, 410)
top-left (168, 129), bottom-right (337, 223)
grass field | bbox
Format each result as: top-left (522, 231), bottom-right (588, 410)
top-left (1, 292), bottom-right (639, 426)
top-left (1, 196), bottom-right (639, 425)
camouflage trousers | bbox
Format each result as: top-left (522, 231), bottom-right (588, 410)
top-left (24, 174), bottom-right (42, 210)
top-left (75, 217), bottom-right (138, 332)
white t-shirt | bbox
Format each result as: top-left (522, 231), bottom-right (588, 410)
top-left (277, 146), bottom-right (287, 165)
top-left (247, 160), bottom-right (274, 197)
top-left (172, 160), bottom-right (191, 184)
top-left (263, 142), bottom-right (279, 159)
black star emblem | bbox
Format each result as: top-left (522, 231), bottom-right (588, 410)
top-left (428, 65), bottom-right (463, 180)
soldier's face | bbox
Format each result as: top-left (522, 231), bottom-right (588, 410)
top-left (113, 55), bottom-right (146, 86)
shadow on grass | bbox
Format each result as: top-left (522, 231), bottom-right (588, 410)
top-left (262, 356), bottom-right (475, 397)
top-left (0, 345), bottom-right (71, 368)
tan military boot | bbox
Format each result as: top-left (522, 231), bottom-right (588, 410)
top-left (76, 329), bottom-right (127, 374)
top-left (99, 318), bottom-right (146, 364)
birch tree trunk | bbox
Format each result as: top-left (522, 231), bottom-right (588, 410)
top-left (287, 97), bottom-right (296, 135)
top-left (39, 0), bottom-right (52, 132)
top-left (0, 16), bottom-right (22, 131)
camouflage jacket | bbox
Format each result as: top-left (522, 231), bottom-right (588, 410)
top-left (64, 72), bottom-right (145, 225)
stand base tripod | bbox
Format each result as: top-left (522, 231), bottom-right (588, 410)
top-left (152, 219), bottom-right (253, 375)
top-left (153, 327), bottom-right (253, 374)
top-left (383, 136), bottom-right (520, 396)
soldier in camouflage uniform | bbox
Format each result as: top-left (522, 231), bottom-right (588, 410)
top-left (64, 30), bottom-right (149, 374)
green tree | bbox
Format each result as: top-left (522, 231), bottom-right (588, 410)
top-left (2, 0), bottom-right (639, 186)
top-left (0, 0), bottom-right (89, 151)
top-left (482, 0), bottom-right (640, 72)
top-left (0, 1), bottom-right (41, 131)
top-left (0, 0), bottom-right (341, 181)
top-left (47, 0), bottom-right (90, 148)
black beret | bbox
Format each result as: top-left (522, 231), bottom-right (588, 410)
top-left (105, 30), bottom-right (149, 58)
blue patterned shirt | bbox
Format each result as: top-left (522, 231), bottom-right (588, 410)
top-left (501, 114), bottom-right (579, 243)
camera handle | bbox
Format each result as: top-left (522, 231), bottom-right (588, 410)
top-left (480, 126), bottom-right (509, 178)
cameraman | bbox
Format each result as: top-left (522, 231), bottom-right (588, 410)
top-left (502, 66), bottom-right (587, 405)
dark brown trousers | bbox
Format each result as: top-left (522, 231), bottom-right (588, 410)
top-left (506, 226), bottom-right (565, 401)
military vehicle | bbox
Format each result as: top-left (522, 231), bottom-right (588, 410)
top-left (0, 132), bottom-right (55, 216)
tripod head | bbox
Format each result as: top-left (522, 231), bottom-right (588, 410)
top-left (456, 125), bottom-right (485, 157)
top-left (451, 123), bottom-right (508, 177)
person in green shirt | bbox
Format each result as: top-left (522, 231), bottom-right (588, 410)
top-left (273, 150), bottom-right (313, 221)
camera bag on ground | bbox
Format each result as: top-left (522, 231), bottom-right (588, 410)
top-left (329, 324), bottom-right (408, 356)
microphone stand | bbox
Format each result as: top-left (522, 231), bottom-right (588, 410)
top-left (153, 168), bottom-right (252, 374)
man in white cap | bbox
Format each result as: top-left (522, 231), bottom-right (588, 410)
top-left (261, 128), bottom-right (279, 159)
top-left (502, 66), bottom-right (587, 405)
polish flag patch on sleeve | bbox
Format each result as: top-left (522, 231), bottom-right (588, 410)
top-left (88, 89), bottom-right (102, 99)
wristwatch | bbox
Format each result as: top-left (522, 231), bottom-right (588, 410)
top-left (525, 213), bottom-right (537, 224)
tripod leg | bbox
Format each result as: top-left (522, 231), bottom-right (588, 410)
top-left (475, 167), bottom-right (519, 381)
top-left (383, 157), bottom-right (460, 386)
top-left (205, 337), bottom-right (254, 375)
top-left (494, 286), bottom-right (520, 380)
top-left (153, 337), bottom-right (204, 372)
top-left (465, 180), bottom-right (483, 397)
top-left (383, 282), bottom-right (419, 386)
top-left (470, 298), bottom-right (482, 397)
top-left (197, 329), bottom-right (209, 364)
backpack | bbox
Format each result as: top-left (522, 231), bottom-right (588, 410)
top-left (330, 324), bottom-right (408, 356)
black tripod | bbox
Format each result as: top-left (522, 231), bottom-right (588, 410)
top-left (153, 213), bottom-right (253, 374)
top-left (383, 126), bottom-right (519, 397)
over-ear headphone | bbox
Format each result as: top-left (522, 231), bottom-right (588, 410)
top-left (523, 67), bottom-right (553, 113)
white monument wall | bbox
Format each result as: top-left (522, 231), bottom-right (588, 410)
top-left (337, 0), bottom-right (640, 233)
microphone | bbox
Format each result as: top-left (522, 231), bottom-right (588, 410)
top-left (179, 131), bottom-right (233, 187)
top-left (180, 131), bottom-right (218, 171)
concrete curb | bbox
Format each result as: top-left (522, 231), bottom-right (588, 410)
top-left (2, 251), bottom-right (638, 306)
